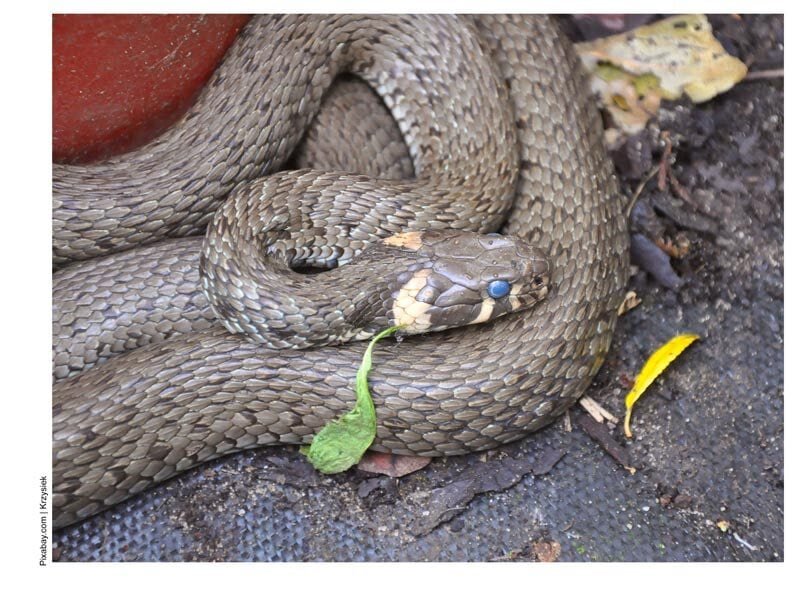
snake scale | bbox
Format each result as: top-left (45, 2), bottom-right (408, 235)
top-left (52, 15), bottom-right (629, 528)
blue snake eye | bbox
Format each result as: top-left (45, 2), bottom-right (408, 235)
top-left (487, 279), bottom-right (511, 299)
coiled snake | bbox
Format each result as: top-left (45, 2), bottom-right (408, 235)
top-left (52, 15), bottom-right (629, 528)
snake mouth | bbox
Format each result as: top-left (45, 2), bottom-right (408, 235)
top-left (478, 275), bottom-right (550, 321)
top-left (391, 279), bottom-right (549, 334)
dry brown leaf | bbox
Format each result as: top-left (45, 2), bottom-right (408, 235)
top-left (618, 290), bottom-right (642, 316)
top-left (356, 451), bottom-right (431, 477)
top-left (532, 540), bottom-right (562, 562)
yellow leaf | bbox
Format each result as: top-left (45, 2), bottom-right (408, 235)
top-left (624, 333), bottom-right (700, 438)
top-left (576, 15), bottom-right (748, 135)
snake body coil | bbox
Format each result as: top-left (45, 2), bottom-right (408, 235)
top-left (52, 15), bottom-right (629, 528)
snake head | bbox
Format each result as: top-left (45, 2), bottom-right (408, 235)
top-left (385, 230), bottom-right (550, 333)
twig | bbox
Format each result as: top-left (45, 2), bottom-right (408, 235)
top-left (657, 133), bottom-right (673, 191)
top-left (439, 506), bottom-right (467, 515)
top-left (626, 165), bottom-right (660, 217)
top-left (732, 532), bottom-right (757, 551)
top-left (668, 170), bottom-right (704, 213)
top-left (745, 68), bottom-right (784, 81)
top-left (580, 395), bottom-right (620, 425)
top-left (488, 549), bottom-right (523, 562)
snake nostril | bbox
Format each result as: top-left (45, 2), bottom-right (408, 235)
top-left (533, 275), bottom-right (543, 286)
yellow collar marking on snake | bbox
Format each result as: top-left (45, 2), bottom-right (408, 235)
top-left (509, 282), bottom-right (524, 312)
top-left (382, 231), bottom-right (424, 251)
top-left (392, 268), bottom-right (434, 331)
top-left (469, 298), bottom-right (497, 325)
top-left (470, 282), bottom-right (525, 324)
top-left (471, 281), bottom-right (527, 324)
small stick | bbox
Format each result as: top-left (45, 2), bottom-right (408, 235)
top-left (733, 532), bottom-right (757, 551)
top-left (562, 410), bottom-right (572, 433)
top-left (745, 68), bottom-right (784, 81)
top-left (580, 395), bottom-right (620, 424)
top-left (668, 170), bottom-right (704, 213)
top-left (626, 165), bottom-right (660, 217)
top-left (657, 133), bottom-right (673, 191)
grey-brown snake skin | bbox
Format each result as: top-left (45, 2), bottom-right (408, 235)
top-left (52, 15), bottom-right (629, 528)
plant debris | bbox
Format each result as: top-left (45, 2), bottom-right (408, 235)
top-left (357, 451), bottom-right (432, 477)
top-left (303, 325), bottom-right (401, 473)
top-left (579, 395), bottom-right (620, 424)
top-left (532, 539), bottom-right (562, 562)
top-left (574, 413), bottom-right (635, 472)
top-left (408, 448), bottom-right (566, 536)
top-left (617, 291), bottom-right (642, 316)
top-left (624, 333), bottom-right (701, 438)
top-left (577, 14), bottom-right (748, 136)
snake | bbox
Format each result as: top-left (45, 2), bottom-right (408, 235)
top-left (52, 15), bottom-right (629, 529)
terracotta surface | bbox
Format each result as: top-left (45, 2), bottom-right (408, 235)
top-left (53, 14), bottom-right (250, 164)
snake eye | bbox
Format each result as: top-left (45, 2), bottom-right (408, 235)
top-left (487, 279), bottom-right (511, 299)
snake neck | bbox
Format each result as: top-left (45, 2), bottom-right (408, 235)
top-left (200, 224), bottom-right (550, 350)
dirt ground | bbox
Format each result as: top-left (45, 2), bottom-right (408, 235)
top-left (53, 14), bottom-right (783, 562)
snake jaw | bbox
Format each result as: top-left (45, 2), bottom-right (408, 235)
top-left (468, 297), bottom-right (498, 325)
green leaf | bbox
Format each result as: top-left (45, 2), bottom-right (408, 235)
top-left (303, 325), bottom-right (402, 474)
